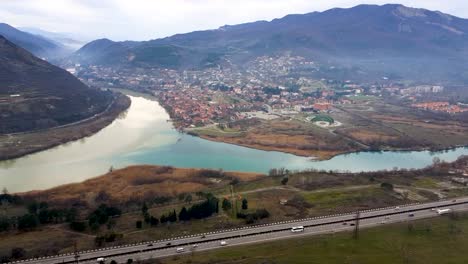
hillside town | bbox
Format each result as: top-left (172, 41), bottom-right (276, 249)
top-left (70, 55), bottom-right (468, 128)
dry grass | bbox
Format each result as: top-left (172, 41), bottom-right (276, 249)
top-left (198, 119), bottom-right (359, 159)
top-left (23, 166), bottom-right (263, 207)
top-left (348, 130), bottom-right (398, 143)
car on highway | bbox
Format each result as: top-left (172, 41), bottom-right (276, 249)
top-left (342, 222), bottom-right (348, 225)
top-left (408, 213), bottom-right (415, 217)
top-left (97, 257), bottom-right (105, 263)
top-left (192, 244), bottom-right (198, 248)
top-left (220, 241), bottom-right (228, 246)
top-left (437, 208), bottom-right (452, 215)
top-left (394, 206), bottom-right (400, 210)
top-left (147, 243), bottom-right (153, 247)
top-left (291, 226), bottom-right (304, 232)
top-left (166, 242), bottom-right (172, 246)
top-left (176, 247), bottom-right (185, 253)
top-left (350, 223), bottom-right (356, 226)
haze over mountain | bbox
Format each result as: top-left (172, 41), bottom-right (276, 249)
top-left (19, 27), bottom-right (86, 51)
top-left (0, 36), bottom-right (113, 133)
top-left (71, 4), bottom-right (468, 82)
top-left (0, 23), bottom-right (70, 59)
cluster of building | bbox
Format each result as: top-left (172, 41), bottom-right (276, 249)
top-left (69, 55), bottom-right (465, 128)
top-left (411, 102), bottom-right (468, 114)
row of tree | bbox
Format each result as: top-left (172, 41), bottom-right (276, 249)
top-left (137, 195), bottom-right (220, 229)
top-left (1, 201), bottom-right (78, 232)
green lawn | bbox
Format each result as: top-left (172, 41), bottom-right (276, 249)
top-left (301, 187), bottom-right (397, 210)
top-left (163, 213), bottom-right (468, 264)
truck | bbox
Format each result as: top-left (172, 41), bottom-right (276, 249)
top-left (437, 208), bottom-right (452, 215)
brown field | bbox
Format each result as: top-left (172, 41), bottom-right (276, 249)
top-left (347, 130), bottom-right (398, 143)
top-left (23, 166), bottom-right (263, 207)
top-left (196, 119), bottom-right (359, 160)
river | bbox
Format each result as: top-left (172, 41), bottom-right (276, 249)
top-left (1, 92), bottom-right (467, 192)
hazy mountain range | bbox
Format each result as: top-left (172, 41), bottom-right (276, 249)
top-left (0, 36), bottom-right (112, 133)
top-left (19, 27), bottom-right (86, 50)
top-left (71, 4), bottom-right (468, 82)
top-left (0, 23), bottom-right (72, 59)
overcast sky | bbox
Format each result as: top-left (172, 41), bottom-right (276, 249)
top-left (1, 0), bottom-right (467, 41)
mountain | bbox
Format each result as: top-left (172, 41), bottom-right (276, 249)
top-left (72, 4), bottom-right (468, 82)
top-left (0, 23), bottom-right (68, 59)
top-left (0, 35), bottom-right (114, 134)
top-left (19, 27), bottom-right (86, 50)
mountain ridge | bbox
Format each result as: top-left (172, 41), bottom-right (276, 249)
top-left (0, 35), bottom-right (114, 133)
top-left (0, 23), bottom-right (68, 59)
top-left (70, 4), bottom-right (468, 82)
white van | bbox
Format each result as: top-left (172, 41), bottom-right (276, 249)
top-left (291, 226), bottom-right (304, 233)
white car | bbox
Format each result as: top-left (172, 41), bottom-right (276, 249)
top-left (220, 241), bottom-right (228, 246)
top-left (176, 247), bottom-right (185, 253)
top-left (97, 257), bottom-right (105, 263)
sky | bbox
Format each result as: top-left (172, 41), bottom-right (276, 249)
top-left (1, 0), bottom-right (467, 41)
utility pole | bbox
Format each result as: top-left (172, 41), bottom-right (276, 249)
top-left (230, 185), bottom-right (236, 216)
top-left (353, 210), bottom-right (360, 240)
top-left (73, 242), bottom-right (79, 263)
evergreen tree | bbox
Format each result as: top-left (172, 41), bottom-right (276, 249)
top-left (222, 198), bottom-right (232, 211)
top-left (179, 207), bottom-right (189, 221)
top-left (141, 202), bottom-right (148, 215)
top-left (169, 210), bottom-right (177, 222)
top-left (241, 198), bottom-right (248, 210)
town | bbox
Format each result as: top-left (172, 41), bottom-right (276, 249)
top-left (69, 55), bottom-right (467, 130)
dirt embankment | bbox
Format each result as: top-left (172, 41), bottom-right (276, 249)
top-left (0, 92), bottom-right (131, 161)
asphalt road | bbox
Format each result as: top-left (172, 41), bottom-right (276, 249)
top-left (13, 196), bottom-right (468, 264)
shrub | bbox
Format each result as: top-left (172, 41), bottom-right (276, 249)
top-left (70, 221), bottom-right (87, 232)
top-left (17, 214), bottom-right (39, 230)
top-left (136, 220), bottom-right (142, 229)
top-left (380, 182), bottom-right (394, 190)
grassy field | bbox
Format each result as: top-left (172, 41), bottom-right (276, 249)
top-left (162, 213), bottom-right (468, 264)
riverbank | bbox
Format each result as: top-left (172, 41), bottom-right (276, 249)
top-left (196, 133), bottom-right (468, 161)
top-left (185, 118), bottom-right (468, 161)
top-left (195, 133), bottom-right (345, 160)
top-left (0, 92), bottom-right (131, 161)
top-left (2, 156), bottom-right (467, 260)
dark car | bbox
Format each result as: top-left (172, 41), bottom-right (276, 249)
top-left (408, 213), bottom-right (415, 217)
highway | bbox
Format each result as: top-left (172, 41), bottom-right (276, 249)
top-left (12, 196), bottom-right (468, 264)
